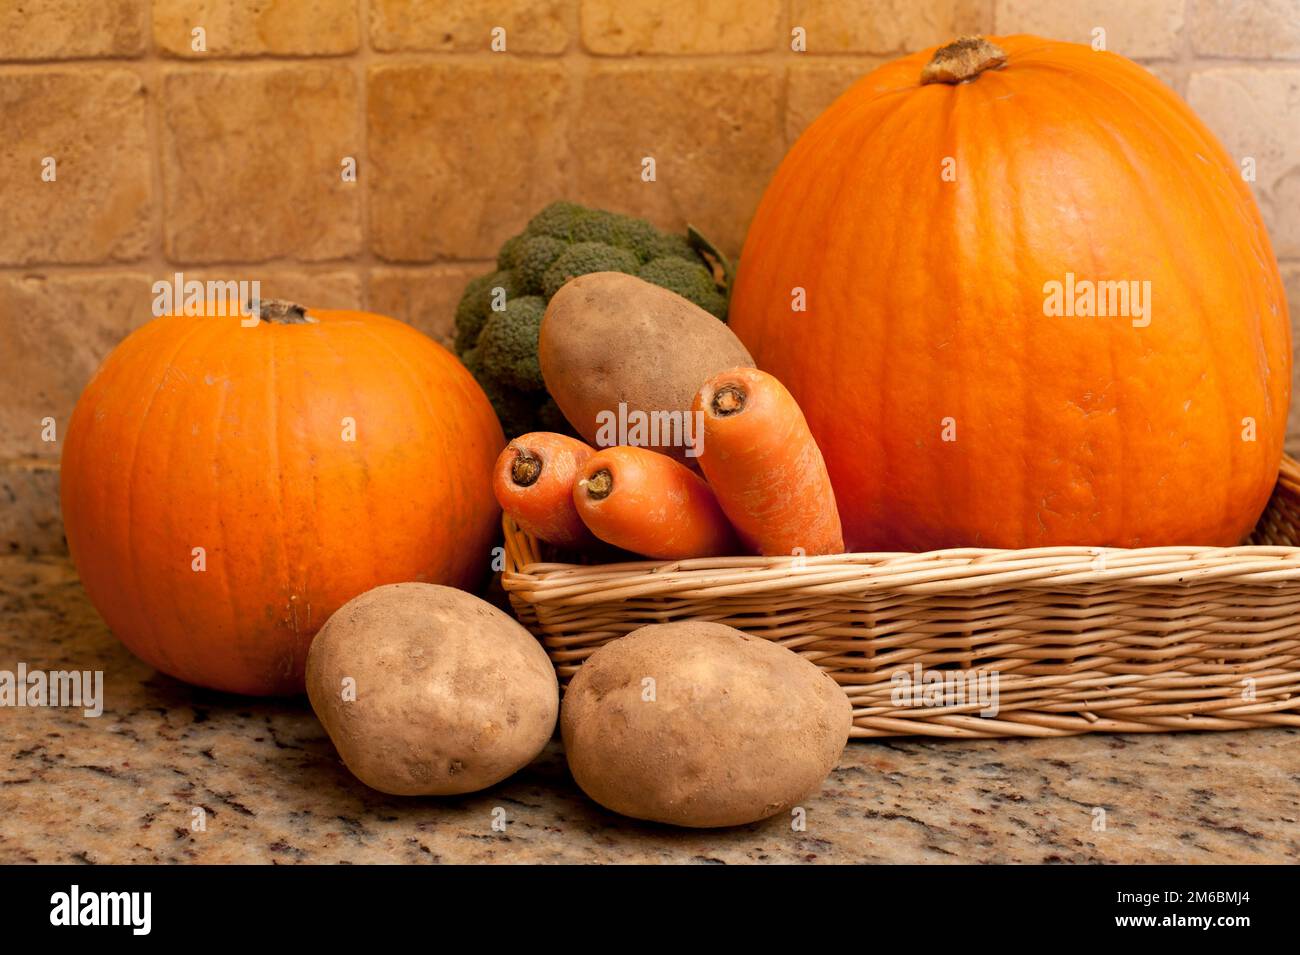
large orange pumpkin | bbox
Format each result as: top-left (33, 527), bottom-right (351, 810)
top-left (729, 35), bottom-right (1291, 552)
top-left (61, 300), bottom-right (505, 695)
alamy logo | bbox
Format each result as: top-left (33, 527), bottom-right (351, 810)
top-left (49, 885), bottom-right (151, 935)
top-left (1042, 272), bottom-right (1151, 327)
top-left (0, 663), bottom-right (102, 717)
top-left (890, 664), bottom-right (1000, 718)
top-left (594, 402), bottom-right (705, 458)
top-left (152, 271), bottom-right (262, 323)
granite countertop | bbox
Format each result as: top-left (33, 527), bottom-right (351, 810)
top-left (1, 554), bottom-right (1297, 864)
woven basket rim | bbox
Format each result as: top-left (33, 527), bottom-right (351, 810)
top-left (502, 455), bottom-right (1300, 601)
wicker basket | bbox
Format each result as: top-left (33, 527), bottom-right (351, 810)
top-left (502, 456), bottom-right (1300, 739)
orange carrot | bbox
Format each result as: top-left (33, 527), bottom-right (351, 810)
top-left (493, 432), bottom-right (599, 549)
top-left (573, 446), bottom-right (740, 559)
top-left (693, 367), bottom-right (844, 556)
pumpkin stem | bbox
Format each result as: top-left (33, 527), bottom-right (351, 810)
top-left (255, 299), bottom-right (317, 324)
top-left (920, 36), bottom-right (1007, 85)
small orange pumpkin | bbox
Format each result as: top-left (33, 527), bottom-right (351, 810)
top-left (61, 300), bottom-right (505, 695)
top-left (730, 36), bottom-right (1291, 551)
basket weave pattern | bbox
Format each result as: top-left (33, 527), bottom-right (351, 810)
top-left (502, 457), bottom-right (1300, 738)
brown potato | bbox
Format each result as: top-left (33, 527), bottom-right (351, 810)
top-left (561, 621), bottom-right (851, 827)
top-left (307, 582), bottom-right (557, 796)
top-left (539, 272), bottom-right (755, 463)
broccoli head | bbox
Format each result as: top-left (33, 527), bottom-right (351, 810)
top-left (497, 234), bottom-right (525, 271)
top-left (570, 209), bottom-right (659, 260)
top-left (523, 200), bottom-right (592, 242)
top-left (454, 268), bottom-right (524, 353)
top-left (477, 295), bottom-right (546, 393)
top-left (525, 203), bottom-right (660, 262)
top-left (643, 231), bottom-right (696, 262)
top-left (542, 242), bottom-right (641, 298)
top-left (637, 256), bottom-right (727, 320)
top-left (453, 200), bottom-right (730, 438)
top-left (512, 234), bottom-right (568, 294)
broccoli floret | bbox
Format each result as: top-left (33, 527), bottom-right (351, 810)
top-left (512, 234), bottom-right (568, 294)
top-left (524, 200), bottom-right (592, 242)
top-left (542, 242), bottom-right (641, 298)
top-left (454, 268), bottom-right (523, 353)
top-left (570, 210), bottom-right (660, 261)
top-left (644, 231), bottom-right (696, 262)
top-left (454, 272), bottom-right (496, 352)
top-left (637, 256), bottom-right (727, 320)
top-left (477, 295), bottom-right (546, 393)
top-left (497, 234), bottom-right (525, 271)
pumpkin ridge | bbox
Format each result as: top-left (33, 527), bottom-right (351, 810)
top-left (983, 72), bottom-right (1038, 547)
top-left (358, 321), bottom-right (487, 578)
top-left (939, 80), bottom-right (978, 543)
top-left (164, 318), bottom-right (246, 685)
top-left (262, 322), bottom-right (300, 684)
top-left (280, 323), bottom-right (343, 685)
top-left (199, 322), bottom-right (245, 688)
top-left (874, 94), bottom-right (944, 537)
top-left (331, 324), bottom-right (389, 599)
top-left (172, 319), bottom-right (272, 688)
top-left (1111, 62), bottom-right (1287, 529)
top-left (118, 317), bottom-right (217, 678)
top-left (1035, 71), bottom-right (1136, 542)
top-left (1055, 67), bottom-right (1240, 535)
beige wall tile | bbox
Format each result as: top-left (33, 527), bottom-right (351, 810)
top-left (367, 62), bottom-right (569, 262)
top-left (0, 273), bottom-right (153, 460)
top-left (369, 264), bottom-right (492, 348)
top-left (159, 66), bottom-right (362, 263)
top-left (1187, 67), bottom-right (1300, 259)
top-left (571, 64), bottom-right (785, 256)
top-left (0, 70), bottom-right (151, 265)
top-left (582, 0), bottom-right (780, 55)
top-left (372, 0), bottom-right (570, 53)
top-left (0, 0), bottom-right (146, 60)
top-left (995, 0), bottom-right (1184, 59)
top-left (153, 0), bottom-right (359, 57)
top-left (1190, 0), bottom-right (1300, 59)
top-left (791, 0), bottom-right (991, 54)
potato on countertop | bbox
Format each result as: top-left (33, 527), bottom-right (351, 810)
top-left (561, 621), bottom-right (851, 828)
top-left (307, 582), bottom-right (558, 796)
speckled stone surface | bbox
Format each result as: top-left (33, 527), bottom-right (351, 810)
top-left (1, 555), bottom-right (1297, 864)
